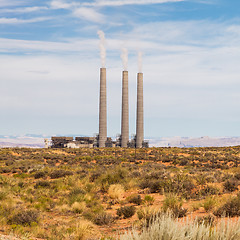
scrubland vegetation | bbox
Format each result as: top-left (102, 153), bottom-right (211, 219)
top-left (0, 146), bottom-right (240, 239)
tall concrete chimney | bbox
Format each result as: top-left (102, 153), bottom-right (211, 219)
top-left (99, 68), bottom-right (107, 148)
top-left (121, 71), bottom-right (129, 147)
top-left (136, 72), bottom-right (144, 148)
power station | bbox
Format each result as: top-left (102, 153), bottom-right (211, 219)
top-left (50, 32), bottom-right (148, 149)
top-left (99, 67), bottom-right (107, 148)
top-left (51, 66), bottom-right (148, 148)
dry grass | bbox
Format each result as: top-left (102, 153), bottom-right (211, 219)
top-left (108, 184), bottom-right (125, 200)
top-left (75, 220), bottom-right (96, 240)
top-left (72, 201), bottom-right (87, 214)
top-left (120, 213), bottom-right (240, 240)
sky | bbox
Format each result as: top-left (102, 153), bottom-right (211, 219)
top-left (1, 0), bottom-right (240, 138)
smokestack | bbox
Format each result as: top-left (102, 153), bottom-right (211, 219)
top-left (136, 72), bottom-right (144, 148)
top-left (99, 68), bottom-right (107, 147)
top-left (121, 71), bottom-right (129, 147)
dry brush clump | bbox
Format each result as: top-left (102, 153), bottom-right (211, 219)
top-left (119, 213), bottom-right (240, 240)
top-left (162, 194), bottom-right (187, 218)
top-left (7, 209), bottom-right (40, 226)
top-left (108, 184), bottom-right (125, 201)
top-left (117, 206), bottom-right (136, 219)
top-left (75, 220), bottom-right (96, 240)
top-left (214, 194), bottom-right (240, 217)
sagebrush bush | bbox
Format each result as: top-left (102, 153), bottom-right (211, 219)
top-left (144, 195), bottom-right (155, 205)
top-left (223, 179), bottom-right (238, 192)
top-left (117, 206), bottom-right (136, 219)
top-left (137, 207), bottom-right (157, 221)
top-left (34, 180), bottom-right (51, 189)
top-left (34, 171), bottom-right (47, 179)
top-left (49, 169), bottom-right (73, 179)
top-left (8, 209), bottom-right (39, 226)
top-left (162, 194), bottom-right (187, 218)
top-left (139, 179), bottom-right (162, 193)
top-left (203, 196), bottom-right (217, 212)
top-left (70, 188), bottom-right (86, 196)
top-left (99, 167), bottom-right (128, 186)
top-left (127, 194), bottom-right (142, 205)
top-left (0, 191), bottom-right (7, 201)
top-left (93, 212), bottom-right (115, 225)
top-left (200, 185), bottom-right (220, 196)
top-left (214, 195), bottom-right (240, 217)
top-left (137, 207), bottom-right (162, 227)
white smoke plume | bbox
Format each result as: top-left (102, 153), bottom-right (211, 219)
top-left (97, 30), bottom-right (106, 68)
top-left (121, 47), bottom-right (128, 71)
top-left (138, 51), bottom-right (143, 73)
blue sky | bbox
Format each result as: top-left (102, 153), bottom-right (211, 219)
top-left (1, 0), bottom-right (240, 138)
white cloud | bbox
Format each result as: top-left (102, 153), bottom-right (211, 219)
top-left (0, 17), bottom-right (52, 24)
top-left (50, 0), bottom-right (76, 9)
top-left (49, 0), bottom-right (185, 9)
top-left (48, 0), bottom-right (186, 24)
top-left (0, 0), bottom-right (30, 7)
top-left (0, 38), bottom-right (98, 53)
top-left (73, 7), bottom-right (105, 23)
top-left (83, 0), bottom-right (184, 7)
top-left (0, 6), bottom-right (49, 13)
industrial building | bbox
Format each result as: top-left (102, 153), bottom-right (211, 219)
top-left (51, 136), bottom-right (117, 148)
top-left (50, 59), bottom-right (148, 148)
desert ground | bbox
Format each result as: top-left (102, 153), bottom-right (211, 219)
top-left (0, 147), bottom-right (240, 239)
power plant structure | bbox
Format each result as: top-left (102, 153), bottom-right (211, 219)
top-left (50, 34), bottom-right (148, 149)
top-left (50, 67), bottom-right (148, 149)
top-left (121, 71), bottom-right (129, 148)
top-left (98, 68), bottom-right (107, 148)
top-left (136, 73), bottom-right (144, 148)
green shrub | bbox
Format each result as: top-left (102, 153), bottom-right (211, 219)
top-left (127, 194), bottom-right (142, 205)
top-left (162, 194), bottom-right (187, 218)
top-left (8, 209), bottom-right (39, 226)
top-left (117, 206), bottom-right (136, 219)
top-left (203, 196), bottom-right (217, 212)
top-left (69, 188), bottom-right (86, 196)
top-left (137, 207), bottom-right (162, 227)
top-left (34, 180), bottom-right (51, 189)
top-left (234, 173), bottom-right (240, 180)
top-left (99, 167), bottom-right (128, 186)
top-left (34, 171), bottom-right (47, 179)
top-left (223, 180), bottom-right (238, 192)
top-left (137, 207), bottom-right (156, 221)
top-left (0, 191), bottom-right (7, 201)
top-left (214, 195), bottom-right (240, 217)
top-left (139, 180), bottom-right (162, 193)
top-left (200, 185), bottom-right (220, 196)
top-left (93, 212), bottom-right (115, 225)
top-left (171, 206), bottom-right (188, 218)
top-left (49, 170), bottom-right (73, 179)
top-left (144, 195), bottom-right (154, 205)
